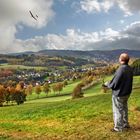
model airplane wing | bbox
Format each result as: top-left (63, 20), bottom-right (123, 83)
top-left (29, 10), bottom-right (37, 21)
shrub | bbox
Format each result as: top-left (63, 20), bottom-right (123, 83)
top-left (72, 83), bottom-right (85, 99)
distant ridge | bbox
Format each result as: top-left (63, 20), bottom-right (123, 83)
top-left (8, 51), bottom-right (34, 56)
top-left (7, 49), bottom-right (140, 62)
top-left (37, 49), bottom-right (140, 62)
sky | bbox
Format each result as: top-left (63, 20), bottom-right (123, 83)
top-left (1, 0), bottom-right (140, 53)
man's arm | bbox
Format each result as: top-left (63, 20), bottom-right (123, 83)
top-left (106, 67), bottom-right (124, 90)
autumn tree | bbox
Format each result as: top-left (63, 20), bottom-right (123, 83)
top-left (19, 81), bottom-right (25, 89)
top-left (4, 87), bottom-right (11, 105)
top-left (35, 85), bottom-right (42, 98)
top-left (13, 82), bottom-right (26, 105)
top-left (7, 80), bottom-right (16, 87)
top-left (16, 83), bottom-right (22, 92)
top-left (88, 76), bottom-right (93, 83)
top-left (82, 75), bottom-right (93, 86)
top-left (72, 83), bottom-right (85, 99)
top-left (0, 85), bottom-right (5, 106)
top-left (8, 86), bottom-right (16, 104)
top-left (25, 84), bottom-right (33, 96)
top-left (52, 84), bottom-right (57, 94)
top-left (56, 82), bottom-right (63, 94)
top-left (42, 82), bottom-right (50, 96)
top-left (52, 82), bottom-right (63, 94)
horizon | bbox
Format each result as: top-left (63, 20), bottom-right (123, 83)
top-left (3, 48), bottom-right (140, 55)
top-left (1, 0), bottom-right (140, 53)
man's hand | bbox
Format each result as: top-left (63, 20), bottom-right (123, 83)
top-left (102, 81), bottom-right (109, 93)
top-left (104, 81), bottom-right (109, 86)
top-left (102, 81), bottom-right (109, 88)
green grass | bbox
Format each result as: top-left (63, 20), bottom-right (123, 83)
top-left (26, 80), bottom-right (81, 100)
top-left (0, 64), bottom-right (69, 71)
top-left (0, 76), bottom-right (140, 140)
top-left (0, 64), bottom-right (47, 70)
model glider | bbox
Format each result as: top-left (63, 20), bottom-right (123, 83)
top-left (29, 10), bottom-right (38, 21)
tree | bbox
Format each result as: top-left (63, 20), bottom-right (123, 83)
top-left (56, 82), bottom-right (63, 94)
top-left (52, 84), bottom-right (57, 94)
top-left (25, 84), bottom-right (33, 96)
top-left (35, 85), bottom-right (42, 98)
top-left (4, 87), bottom-right (11, 105)
top-left (12, 82), bottom-right (26, 105)
top-left (0, 85), bottom-right (5, 106)
top-left (83, 76), bottom-right (93, 85)
top-left (16, 83), bottom-right (22, 92)
top-left (42, 82), bottom-right (50, 96)
top-left (52, 82), bottom-right (63, 94)
top-left (8, 86), bottom-right (16, 104)
top-left (7, 80), bottom-right (16, 87)
top-left (63, 80), bottom-right (68, 87)
top-left (72, 83), bottom-right (84, 99)
top-left (19, 81), bottom-right (25, 89)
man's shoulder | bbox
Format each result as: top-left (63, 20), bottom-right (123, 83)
top-left (118, 65), bottom-right (125, 71)
top-left (117, 65), bottom-right (130, 72)
top-left (120, 64), bottom-right (132, 69)
top-left (120, 64), bottom-right (133, 73)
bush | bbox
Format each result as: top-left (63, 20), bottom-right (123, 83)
top-left (72, 83), bottom-right (85, 99)
top-left (11, 91), bottom-right (26, 105)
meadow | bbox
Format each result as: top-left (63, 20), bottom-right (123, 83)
top-left (0, 64), bottom-right (47, 70)
top-left (26, 80), bottom-right (81, 101)
top-left (0, 76), bottom-right (140, 140)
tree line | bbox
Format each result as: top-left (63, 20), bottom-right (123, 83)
top-left (131, 59), bottom-right (140, 75)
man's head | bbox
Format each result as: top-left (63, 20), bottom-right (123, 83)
top-left (119, 53), bottom-right (130, 64)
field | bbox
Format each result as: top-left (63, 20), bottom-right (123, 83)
top-left (0, 64), bottom-right (48, 70)
top-left (26, 80), bottom-right (81, 100)
top-left (0, 76), bottom-right (140, 140)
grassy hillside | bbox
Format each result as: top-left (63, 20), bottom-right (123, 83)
top-left (0, 76), bottom-right (140, 140)
top-left (0, 64), bottom-right (47, 70)
top-left (26, 80), bottom-right (81, 100)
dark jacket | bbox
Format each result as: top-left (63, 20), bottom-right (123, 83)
top-left (107, 64), bottom-right (133, 97)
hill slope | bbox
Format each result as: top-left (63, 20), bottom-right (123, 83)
top-left (0, 76), bottom-right (140, 140)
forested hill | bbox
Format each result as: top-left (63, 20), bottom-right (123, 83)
top-left (7, 49), bottom-right (140, 63)
top-left (23, 49), bottom-right (140, 62)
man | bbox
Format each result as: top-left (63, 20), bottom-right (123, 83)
top-left (105, 53), bottom-right (133, 132)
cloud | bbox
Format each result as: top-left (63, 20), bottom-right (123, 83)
top-left (0, 0), bottom-right (54, 53)
top-left (1, 0), bottom-right (140, 53)
top-left (13, 21), bottom-right (140, 52)
top-left (80, 0), bottom-right (114, 13)
top-left (80, 0), bottom-right (140, 16)
top-left (117, 0), bottom-right (140, 16)
top-left (86, 21), bottom-right (140, 50)
top-left (123, 21), bottom-right (140, 37)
